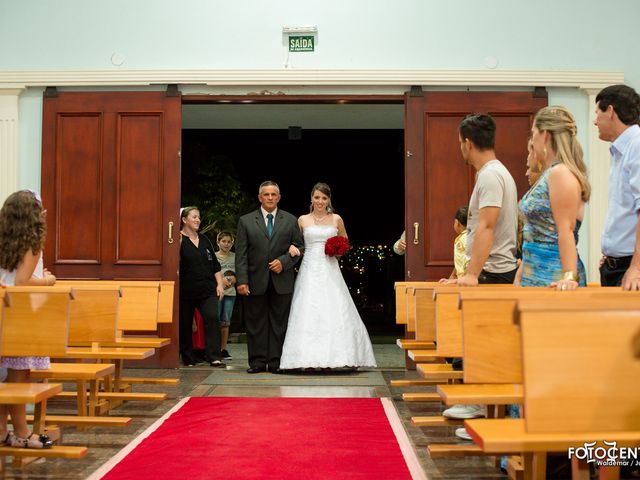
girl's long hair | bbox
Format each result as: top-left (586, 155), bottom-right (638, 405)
top-left (0, 190), bottom-right (46, 271)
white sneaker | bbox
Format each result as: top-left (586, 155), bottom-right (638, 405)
top-left (442, 404), bottom-right (485, 419)
top-left (455, 427), bottom-right (472, 441)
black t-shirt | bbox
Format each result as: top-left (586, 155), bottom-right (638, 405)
top-left (179, 233), bottom-right (221, 299)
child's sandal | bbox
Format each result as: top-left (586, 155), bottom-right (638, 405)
top-left (2, 431), bottom-right (14, 446)
top-left (10, 432), bottom-right (53, 449)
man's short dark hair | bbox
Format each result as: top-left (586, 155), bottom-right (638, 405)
top-left (455, 205), bottom-right (469, 227)
top-left (459, 114), bottom-right (496, 150)
top-left (595, 84), bottom-right (640, 126)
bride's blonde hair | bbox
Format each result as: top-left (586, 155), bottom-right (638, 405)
top-left (309, 182), bottom-right (335, 213)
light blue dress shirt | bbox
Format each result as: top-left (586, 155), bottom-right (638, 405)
top-left (601, 124), bottom-right (640, 257)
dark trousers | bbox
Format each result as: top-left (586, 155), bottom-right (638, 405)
top-left (451, 266), bottom-right (518, 371)
top-left (599, 256), bottom-right (632, 286)
top-left (243, 280), bottom-right (292, 370)
top-left (478, 267), bottom-right (518, 285)
top-left (179, 295), bottom-right (221, 365)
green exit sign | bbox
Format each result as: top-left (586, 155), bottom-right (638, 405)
top-left (289, 35), bottom-right (314, 52)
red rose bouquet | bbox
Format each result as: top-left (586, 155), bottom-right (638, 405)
top-left (325, 235), bottom-right (350, 257)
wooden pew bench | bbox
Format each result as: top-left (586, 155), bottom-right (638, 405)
top-left (27, 283), bottom-right (168, 415)
top-left (437, 287), bottom-right (639, 406)
top-left (392, 282), bottom-right (441, 385)
top-left (1, 287), bottom-right (89, 464)
top-left (32, 363), bottom-right (116, 417)
top-left (465, 297), bottom-right (640, 480)
top-left (404, 287), bottom-right (610, 459)
top-left (408, 285), bottom-right (516, 383)
top-left (431, 288), bottom-right (637, 460)
top-left (57, 280), bottom-right (178, 390)
top-left (402, 286), bottom-right (518, 429)
top-left (395, 282), bottom-right (437, 351)
top-left (57, 280), bottom-right (171, 348)
top-left (397, 285), bottom-right (508, 392)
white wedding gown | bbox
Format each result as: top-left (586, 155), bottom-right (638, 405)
top-left (280, 225), bottom-right (377, 369)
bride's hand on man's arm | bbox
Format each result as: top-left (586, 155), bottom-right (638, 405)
top-left (288, 245), bottom-right (301, 257)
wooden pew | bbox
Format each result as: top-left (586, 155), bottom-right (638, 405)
top-left (415, 287), bottom-right (621, 459)
top-left (402, 285), bottom-right (517, 427)
top-left (40, 282), bottom-right (169, 412)
top-left (412, 286), bottom-right (465, 381)
top-left (1, 287), bottom-right (88, 462)
top-left (392, 282), bottom-right (441, 386)
top-left (2, 286), bottom-right (115, 416)
top-left (410, 285), bottom-right (519, 387)
top-left (56, 280), bottom-right (177, 392)
top-left (397, 283), bottom-right (484, 392)
top-left (57, 280), bottom-right (172, 347)
top-left (395, 282), bottom-right (437, 350)
top-left (26, 284), bottom-right (130, 416)
top-left (432, 288), bottom-right (636, 459)
top-left (466, 297), bottom-right (640, 480)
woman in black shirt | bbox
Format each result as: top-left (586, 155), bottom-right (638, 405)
top-left (179, 206), bottom-right (225, 367)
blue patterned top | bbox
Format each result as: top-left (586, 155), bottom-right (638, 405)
top-left (520, 164), bottom-right (580, 246)
top-left (519, 163), bottom-right (586, 286)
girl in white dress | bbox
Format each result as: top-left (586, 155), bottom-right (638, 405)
top-left (0, 190), bottom-right (56, 448)
top-left (280, 183), bottom-right (376, 370)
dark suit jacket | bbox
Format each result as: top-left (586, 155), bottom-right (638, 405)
top-left (235, 208), bottom-right (304, 295)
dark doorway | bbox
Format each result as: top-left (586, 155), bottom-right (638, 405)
top-left (181, 128), bottom-right (405, 337)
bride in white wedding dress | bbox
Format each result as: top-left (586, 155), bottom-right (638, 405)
top-left (279, 183), bottom-right (377, 370)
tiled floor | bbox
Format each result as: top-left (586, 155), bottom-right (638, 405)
top-left (9, 344), bottom-right (507, 479)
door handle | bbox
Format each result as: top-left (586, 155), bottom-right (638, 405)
top-left (168, 221), bottom-right (174, 244)
top-left (413, 222), bottom-right (419, 245)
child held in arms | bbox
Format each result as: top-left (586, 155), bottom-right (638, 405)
top-left (441, 205), bottom-right (469, 282)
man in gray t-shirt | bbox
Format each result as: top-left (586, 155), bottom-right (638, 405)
top-left (440, 114), bottom-right (519, 439)
top-left (445, 114), bottom-right (518, 287)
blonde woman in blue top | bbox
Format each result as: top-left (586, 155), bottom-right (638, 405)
top-left (517, 106), bottom-right (590, 290)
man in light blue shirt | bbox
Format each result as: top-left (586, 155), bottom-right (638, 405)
top-left (594, 84), bottom-right (640, 289)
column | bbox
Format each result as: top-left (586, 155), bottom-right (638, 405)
top-left (582, 88), bottom-right (611, 283)
top-left (0, 88), bottom-right (22, 204)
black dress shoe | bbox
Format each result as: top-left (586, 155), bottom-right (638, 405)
top-left (271, 368), bottom-right (285, 374)
top-left (182, 358), bottom-right (197, 367)
top-left (246, 366), bottom-right (266, 374)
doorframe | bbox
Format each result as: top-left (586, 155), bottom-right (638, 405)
top-left (182, 94), bottom-right (404, 104)
top-left (0, 68), bottom-right (624, 281)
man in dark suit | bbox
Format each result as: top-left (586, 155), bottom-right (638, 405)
top-left (235, 181), bottom-right (304, 373)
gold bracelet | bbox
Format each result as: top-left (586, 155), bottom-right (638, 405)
top-left (562, 271), bottom-right (578, 282)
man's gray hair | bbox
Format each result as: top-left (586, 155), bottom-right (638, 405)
top-left (258, 180), bottom-right (280, 194)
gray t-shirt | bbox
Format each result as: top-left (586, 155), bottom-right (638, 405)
top-left (466, 159), bottom-right (518, 273)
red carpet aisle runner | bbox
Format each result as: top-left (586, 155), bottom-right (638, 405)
top-left (89, 397), bottom-right (426, 480)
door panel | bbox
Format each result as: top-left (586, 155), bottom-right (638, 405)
top-left (405, 92), bottom-right (547, 280)
top-left (116, 113), bottom-right (164, 265)
top-left (55, 113), bottom-right (103, 264)
top-left (42, 92), bottom-right (181, 367)
top-left (425, 115), bottom-right (472, 267)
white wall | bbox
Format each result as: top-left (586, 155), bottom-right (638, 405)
top-left (2, 0), bottom-right (639, 85)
